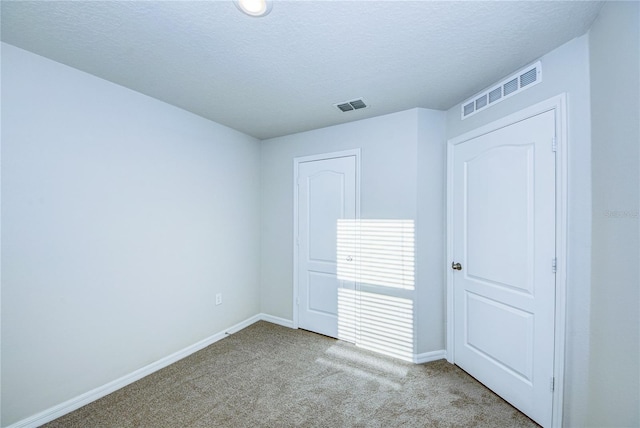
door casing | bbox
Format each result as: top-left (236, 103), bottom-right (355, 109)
top-left (446, 94), bottom-right (568, 428)
top-left (292, 149), bottom-right (361, 330)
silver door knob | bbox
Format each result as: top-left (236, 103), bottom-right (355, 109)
top-left (452, 262), bottom-right (462, 271)
top-left (346, 256), bottom-right (353, 262)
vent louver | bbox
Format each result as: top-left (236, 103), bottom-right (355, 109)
top-left (503, 78), bottom-right (518, 96)
top-left (520, 68), bottom-right (537, 87)
top-left (335, 98), bottom-right (368, 112)
top-left (461, 61), bottom-right (542, 119)
top-left (488, 87), bottom-right (502, 103)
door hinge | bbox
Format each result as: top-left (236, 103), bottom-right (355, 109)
top-left (552, 258), bottom-right (557, 274)
top-left (550, 377), bottom-right (555, 392)
top-left (552, 137), bottom-right (558, 152)
top-left (296, 175), bottom-right (300, 186)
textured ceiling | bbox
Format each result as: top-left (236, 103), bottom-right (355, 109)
top-left (1, 1), bottom-right (603, 140)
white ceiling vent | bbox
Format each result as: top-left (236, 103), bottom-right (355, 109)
top-left (335, 98), bottom-right (368, 112)
top-left (461, 61), bottom-right (542, 119)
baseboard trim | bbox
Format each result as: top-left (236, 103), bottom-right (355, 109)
top-left (226, 314), bottom-right (263, 335)
top-left (259, 313), bottom-right (294, 329)
top-left (414, 350), bottom-right (447, 364)
top-left (7, 314), bottom-right (265, 428)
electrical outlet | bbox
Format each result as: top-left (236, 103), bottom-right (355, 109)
top-left (215, 293), bottom-right (222, 306)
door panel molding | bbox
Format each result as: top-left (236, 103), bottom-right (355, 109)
top-left (292, 149), bottom-right (361, 331)
top-left (446, 94), bottom-right (567, 428)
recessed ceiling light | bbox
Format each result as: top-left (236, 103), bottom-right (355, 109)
top-left (235, 0), bottom-right (272, 17)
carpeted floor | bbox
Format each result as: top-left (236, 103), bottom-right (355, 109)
top-left (44, 321), bottom-right (538, 427)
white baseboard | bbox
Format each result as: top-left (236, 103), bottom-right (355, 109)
top-left (414, 350), bottom-right (447, 364)
top-left (7, 314), bottom-right (268, 428)
top-left (259, 313), bottom-right (294, 329)
top-left (225, 314), bottom-right (262, 334)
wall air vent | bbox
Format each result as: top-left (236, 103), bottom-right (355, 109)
top-left (461, 61), bottom-right (542, 119)
top-left (335, 98), bottom-right (368, 112)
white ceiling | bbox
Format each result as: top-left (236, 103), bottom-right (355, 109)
top-left (2, 1), bottom-right (603, 140)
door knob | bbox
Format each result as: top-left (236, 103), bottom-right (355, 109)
top-left (346, 256), bottom-right (353, 262)
top-left (451, 262), bottom-right (462, 271)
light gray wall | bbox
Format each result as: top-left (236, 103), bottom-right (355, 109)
top-left (446, 35), bottom-right (593, 427)
top-left (587, 2), bottom-right (640, 426)
top-left (260, 109), bottom-right (418, 319)
top-left (416, 110), bottom-right (447, 353)
top-left (1, 43), bottom-right (261, 426)
top-left (259, 108), bottom-right (446, 355)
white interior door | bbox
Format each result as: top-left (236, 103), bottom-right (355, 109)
top-left (451, 111), bottom-right (556, 427)
top-left (297, 155), bottom-right (357, 340)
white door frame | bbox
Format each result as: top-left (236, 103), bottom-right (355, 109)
top-left (292, 149), bottom-right (361, 330)
top-left (446, 94), bottom-right (568, 428)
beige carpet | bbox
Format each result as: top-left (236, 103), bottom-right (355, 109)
top-left (44, 321), bottom-right (538, 427)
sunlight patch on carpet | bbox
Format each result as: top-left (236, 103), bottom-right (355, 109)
top-left (315, 357), bottom-right (402, 390)
top-left (324, 344), bottom-right (409, 378)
